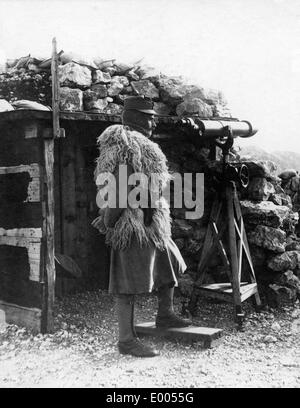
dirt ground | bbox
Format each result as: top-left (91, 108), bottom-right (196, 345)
top-left (0, 290), bottom-right (299, 388)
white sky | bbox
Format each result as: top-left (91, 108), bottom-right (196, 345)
top-left (0, 0), bottom-right (300, 153)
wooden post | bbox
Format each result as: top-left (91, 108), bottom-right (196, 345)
top-left (43, 139), bottom-right (55, 332)
top-left (51, 37), bottom-right (61, 139)
top-left (41, 37), bottom-right (60, 331)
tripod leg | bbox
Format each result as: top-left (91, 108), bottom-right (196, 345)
top-left (190, 196), bottom-right (223, 315)
top-left (226, 183), bottom-right (244, 328)
top-left (196, 198), bottom-right (222, 283)
top-left (233, 193), bottom-right (262, 311)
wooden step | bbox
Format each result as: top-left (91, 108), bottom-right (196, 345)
top-left (134, 322), bottom-right (223, 348)
top-left (195, 282), bottom-right (258, 303)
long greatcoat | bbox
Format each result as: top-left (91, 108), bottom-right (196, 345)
top-left (93, 125), bottom-right (186, 294)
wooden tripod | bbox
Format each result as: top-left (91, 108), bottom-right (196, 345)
top-left (188, 132), bottom-right (261, 326)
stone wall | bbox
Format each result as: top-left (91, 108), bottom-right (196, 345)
top-left (171, 150), bottom-right (300, 308)
top-left (0, 53), bottom-right (231, 117)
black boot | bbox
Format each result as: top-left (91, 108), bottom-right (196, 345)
top-left (156, 285), bottom-right (192, 328)
top-left (116, 295), bottom-right (159, 357)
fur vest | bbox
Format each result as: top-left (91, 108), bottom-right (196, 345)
top-left (94, 124), bottom-right (172, 251)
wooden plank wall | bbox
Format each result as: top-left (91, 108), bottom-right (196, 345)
top-left (0, 120), bottom-right (47, 332)
top-left (55, 121), bottom-right (110, 295)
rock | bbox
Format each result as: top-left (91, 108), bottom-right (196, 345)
top-left (290, 176), bottom-right (300, 193)
top-left (194, 147), bottom-right (211, 162)
top-left (294, 268), bottom-right (300, 279)
top-left (58, 62), bottom-right (92, 88)
top-left (89, 84), bottom-right (108, 98)
top-left (271, 322), bottom-right (281, 331)
top-left (292, 191), bottom-right (300, 204)
top-left (59, 87), bottom-right (83, 111)
top-left (278, 169), bottom-right (297, 180)
top-left (153, 102), bottom-right (171, 116)
top-left (103, 103), bottom-right (123, 115)
top-left (249, 244), bottom-right (267, 269)
top-left (269, 193), bottom-right (292, 207)
top-left (176, 97), bottom-right (213, 117)
top-left (291, 309), bottom-right (300, 318)
top-left (84, 97), bottom-right (110, 112)
top-left (131, 80), bottom-right (159, 99)
top-left (126, 69), bottom-right (140, 81)
top-left (268, 193), bottom-right (283, 206)
top-left (286, 241), bottom-right (300, 251)
top-left (286, 234), bottom-right (300, 244)
top-left (107, 76), bottom-right (129, 96)
top-left (92, 70), bottom-right (111, 84)
top-left (136, 65), bottom-right (159, 80)
top-left (283, 178), bottom-right (293, 194)
top-left (276, 270), bottom-right (300, 295)
top-left (248, 177), bottom-right (275, 201)
top-left (274, 183), bottom-right (285, 194)
top-left (83, 89), bottom-right (108, 110)
top-left (212, 103), bottom-right (232, 118)
top-left (121, 85), bottom-right (133, 95)
top-left (248, 225), bottom-right (286, 253)
top-left (172, 219), bottom-right (194, 238)
top-left (293, 199), bottom-right (300, 213)
top-left (241, 200), bottom-right (298, 230)
top-left (282, 211), bottom-right (299, 233)
top-left (244, 160), bottom-right (277, 179)
top-left (201, 88), bottom-right (226, 105)
top-left (268, 284), bottom-right (297, 305)
top-left (104, 66), bottom-right (117, 76)
top-left (155, 76), bottom-right (186, 106)
top-left (267, 251), bottom-right (300, 272)
top-left (263, 335), bottom-right (277, 343)
top-left (281, 195), bottom-right (293, 207)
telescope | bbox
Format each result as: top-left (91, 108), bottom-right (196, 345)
top-left (178, 117), bottom-right (257, 141)
top-left (177, 116), bottom-right (258, 189)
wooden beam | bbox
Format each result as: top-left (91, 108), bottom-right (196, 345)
top-left (134, 322), bottom-right (223, 348)
top-left (0, 300), bottom-right (42, 333)
top-left (0, 227), bottom-right (42, 238)
top-left (51, 37), bottom-right (61, 139)
top-left (43, 138), bottom-right (55, 332)
top-left (0, 163), bottom-right (40, 177)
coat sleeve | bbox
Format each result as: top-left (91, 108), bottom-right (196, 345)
top-left (103, 163), bottom-right (135, 228)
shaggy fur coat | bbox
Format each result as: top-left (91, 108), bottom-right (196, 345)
top-left (94, 124), bottom-right (172, 251)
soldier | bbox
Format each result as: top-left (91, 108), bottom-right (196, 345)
top-left (92, 96), bottom-right (191, 357)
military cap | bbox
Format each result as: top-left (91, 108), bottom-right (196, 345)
top-left (123, 95), bottom-right (157, 115)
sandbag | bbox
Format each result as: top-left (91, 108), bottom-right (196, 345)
top-left (0, 99), bottom-right (14, 112)
top-left (12, 100), bottom-right (51, 111)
